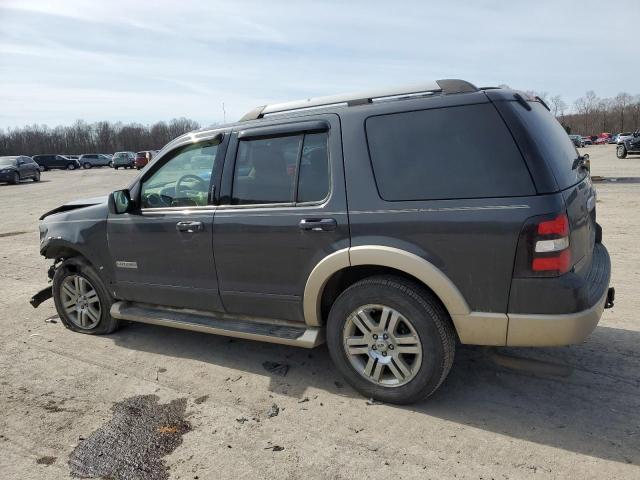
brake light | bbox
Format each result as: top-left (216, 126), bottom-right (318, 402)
top-left (532, 249), bottom-right (571, 272)
top-left (513, 212), bottom-right (573, 277)
top-left (537, 214), bottom-right (569, 236)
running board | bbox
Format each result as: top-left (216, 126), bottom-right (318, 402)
top-left (110, 302), bottom-right (324, 348)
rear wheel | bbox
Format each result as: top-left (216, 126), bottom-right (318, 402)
top-left (617, 145), bottom-right (627, 159)
top-left (327, 276), bottom-right (456, 404)
top-left (52, 259), bottom-right (120, 335)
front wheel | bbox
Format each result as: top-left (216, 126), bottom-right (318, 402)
top-left (33, 170), bottom-right (41, 182)
top-left (327, 276), bottom-right (456, 404)
top-left (52, 259), bottom-right (120, 335)
top-left (617, 145), bottom-right (627, 159)
top-left (11, 172), bottom-right (20, 184)
top-left (83, 162), bottom-right (92, 169)
top-left (67, 163), bottom-right (76, 170)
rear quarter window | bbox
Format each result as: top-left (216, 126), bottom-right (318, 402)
top-left (365, 103), bottom-right (535, 201)
top-left (511, 101), bottom-right (585, 190)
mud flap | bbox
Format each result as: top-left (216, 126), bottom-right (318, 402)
top-left (30, 286), bottom-right (53, 308)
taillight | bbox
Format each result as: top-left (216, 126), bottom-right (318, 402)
top-left (513, 212), bottom-right (572, 277)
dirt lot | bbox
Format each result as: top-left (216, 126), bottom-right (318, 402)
top-left (0, 145), bottom-right (638, 479)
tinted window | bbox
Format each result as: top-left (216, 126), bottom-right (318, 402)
top-left (297, 132), bottom-right (330, 202)
top-left (141, 140), bottom-right (219, 208)
top-left (232, 135), bottom-right (302, 205)
top-left (512, 102), bottom-right (585, 190)
top-left (366, 103), bottom-right (535, 201)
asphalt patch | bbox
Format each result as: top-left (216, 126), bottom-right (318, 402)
top-left (68, 394), bottom-right (191, 480)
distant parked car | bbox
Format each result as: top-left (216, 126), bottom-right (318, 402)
top-left (616, 131), bottom-right (640, 158)
top-left (569, 134), bottom-right (584, 147)
top-left (78, 154), bottom-right (112, 169)
top-left (595, 137), bottom-right (608, 145)
top-left (0, 156), bottom-right (41, 184)
top-left (32, 154), bottom-right (81, 171)
top-left (134, 151), bottom-right (155, 170)
top-left (112, 151), bottom-right (136, 169)
top-left (581, 136), bottom-right (593, 145)
top-left (616, 132), bottom-right (633, 144)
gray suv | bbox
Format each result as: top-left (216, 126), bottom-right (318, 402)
top-left (32, 80), bottom-right (613, 404)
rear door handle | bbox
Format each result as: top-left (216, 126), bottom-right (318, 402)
top-left (176, 221), bottom-right (203, 233)
top-left (299, 218), bottom-right (337, 232)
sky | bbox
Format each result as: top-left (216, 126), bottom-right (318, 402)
top-left (0, 0), bottom-right (638, 129)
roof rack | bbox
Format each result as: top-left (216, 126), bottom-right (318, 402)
top-left (239, 79), bottom-right (478, 121)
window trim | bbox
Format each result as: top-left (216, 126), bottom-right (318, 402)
top-left (137, 133), bottom-right (226, 212)
top-left (227, 129), bottom-right (331, 208)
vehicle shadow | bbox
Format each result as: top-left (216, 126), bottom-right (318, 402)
top-left (110, 323), bottom-right (639, 465)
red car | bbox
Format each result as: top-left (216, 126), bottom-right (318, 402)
top-left (134, 151), bottom-right (155, 170)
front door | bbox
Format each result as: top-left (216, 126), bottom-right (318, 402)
top-left (213, 115), bottom-right (349, 322)
top-left (107, 135), bottom-right (226, 312)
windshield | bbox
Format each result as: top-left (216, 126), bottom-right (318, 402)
top-left (0, 157), bottom-right (17, 166)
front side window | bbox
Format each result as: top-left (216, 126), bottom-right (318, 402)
top-left (231, 131), bottom-right (329, 205)
top-left (141, 140), bottom-right (219, 208)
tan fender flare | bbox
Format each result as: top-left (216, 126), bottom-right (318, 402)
top-left (303, 245), bottom-right (507, 346)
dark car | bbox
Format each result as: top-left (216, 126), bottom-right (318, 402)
top-left (134, 150), bottom-right (155, 169)
top-left (616, 131), bottom-right (640, 158)
top-left (581, 136), bottom-right (593, 145)
top-left (0, 156), bottom-right (41, 184)
top-left (112, 151), bottom-right (136, 169)
top-left (32, 154), bottom-right (80, 171)
top-left (32, 80), bottom-right (613, 404)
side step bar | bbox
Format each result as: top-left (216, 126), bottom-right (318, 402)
top-left (111, 302), bottom-right (324, 348)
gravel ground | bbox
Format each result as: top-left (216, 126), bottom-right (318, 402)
top-left (0, 146), bottom-right (638, 479)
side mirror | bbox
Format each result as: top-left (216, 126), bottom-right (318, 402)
top-left (108, 189), bottom-right (132, 214)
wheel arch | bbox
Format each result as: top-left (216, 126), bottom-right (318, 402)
top-left (304, 246), bottom-right (508, 346)
top-left (304, 246), bottom-right (471, 327)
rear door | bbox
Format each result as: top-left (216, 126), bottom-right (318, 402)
top-left (213, 115), bottom-right (348, 322)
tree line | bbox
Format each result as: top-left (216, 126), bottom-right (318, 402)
top-left (527, 90), bottom-right (640, 136)
top-left (0, 118), bottom-right (201, 156)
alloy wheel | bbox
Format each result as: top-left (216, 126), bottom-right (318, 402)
top-left (59, 274), bottom-right (101, 329)
top-left (342, 304), bottom-right (422, 387)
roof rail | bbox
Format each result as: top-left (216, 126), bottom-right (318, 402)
top-left (239, 79), bottom-right (478, 121)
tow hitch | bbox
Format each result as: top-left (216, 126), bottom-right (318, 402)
top-left (605, 287), bottom-right (615, 309)
top-left (30, 286), bottom-right (53, 308)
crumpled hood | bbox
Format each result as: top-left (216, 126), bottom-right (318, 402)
top-left (39, 195), bottom-right (108, 220)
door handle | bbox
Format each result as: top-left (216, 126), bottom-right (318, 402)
top-left (299, 218), bottom-right (337, 232)
top-left (176, 221), bottom-right (203, 233)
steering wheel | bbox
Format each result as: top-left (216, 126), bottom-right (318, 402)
top-left (175, 174), bottom-right (207, 199)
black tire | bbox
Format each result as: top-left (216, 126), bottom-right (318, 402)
top-left (33, 170), bottom-right (40, 182)
top-left (616, 145), bottom-right (627, 159)
top-left (11, 172), bottom-right (20, 184)
top-left (114, 166), bottom-right (119, 170)
top-left (108, 161), bottom-right (113, 168)
top-left (67, 163), bottom-right (76, 170)
top-left (327, 275), bottom-right (456, 404)
top-left (83, 162), bottom-right (92, 169)
top-left (52, 258), bottom-right (120, 335)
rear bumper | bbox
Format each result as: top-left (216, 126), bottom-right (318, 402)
top-left (507, 288), bottom-right (608, 346)
top-left (506, 242), bottom-right (611, 346)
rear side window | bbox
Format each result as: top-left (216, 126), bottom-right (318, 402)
top-left (512, 101), bottom-right (585, 190)
top-left (366, 103), bottom-right (535, 201)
